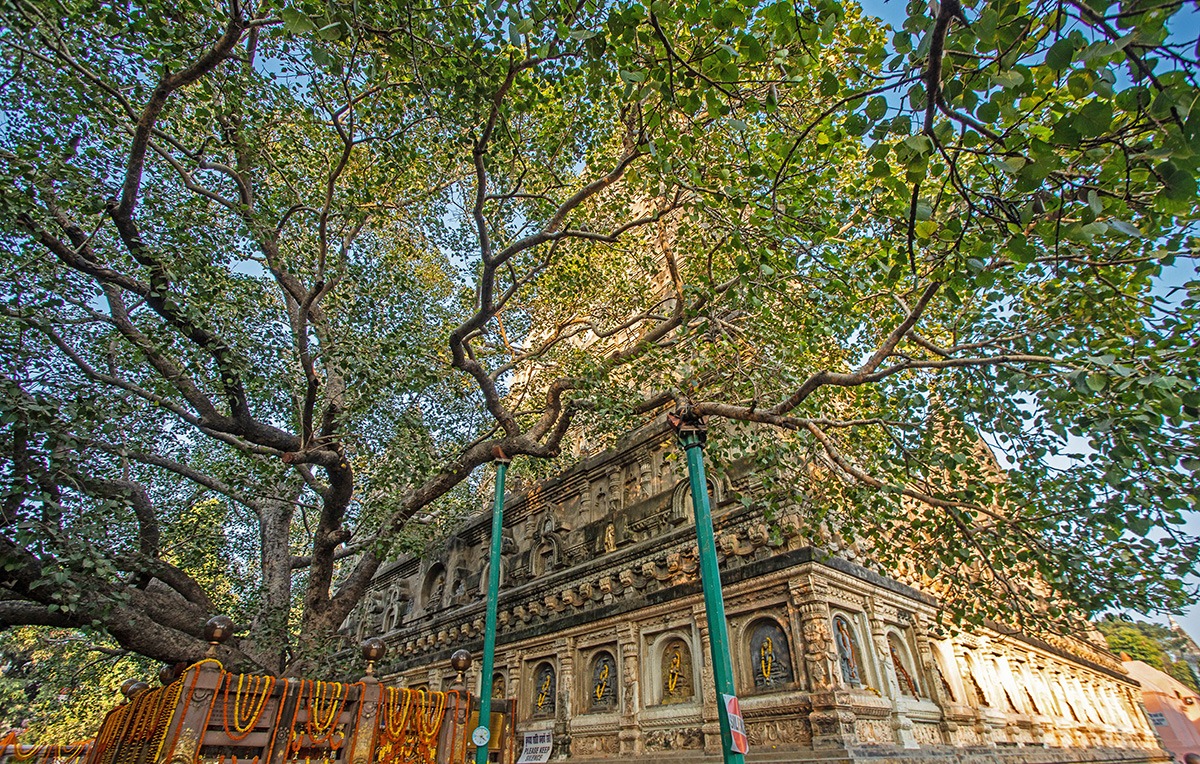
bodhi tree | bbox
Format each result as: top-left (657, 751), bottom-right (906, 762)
top-left (0, 0), bottom-right (1196, 675)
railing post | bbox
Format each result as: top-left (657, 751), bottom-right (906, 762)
top-left (348, 639), bottom-right (386, 764)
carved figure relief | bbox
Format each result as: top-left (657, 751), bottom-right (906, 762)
top-left (967, 670), bottom-right (990, 707)
top-left (748, 619), bottom-right (795, 689)
top-left (608, 473), bottom-right (622, 513)
top-left (423, 564), bottom-right (446, 612)
top-left (622, 649), bottom-right (639, 711)
top-left (626, 468), bottom-right (641, 503)
top-left (603, 523), bottom-right (616, 554)
top-left (589, 651), bottom-right (618, 711)
top-left (639, 462), bottom-right (652, 498)
top-left (936, 664), bottom-right (956, 702)
top-left (833, 615), bottom-right (863, 687)
top-left (493, 672), bottom-right (506, 699)
top-left (888, 635), bottom-right (919, 697)
top-left (532, 662), bottom-right (556, 718)
top-left (661, 639), bottom-right (694, 704)
top-left (801, 617), bottom-right (833, 689)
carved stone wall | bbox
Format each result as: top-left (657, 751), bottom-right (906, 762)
top-left (354, 422), bottom-right (1167, 764)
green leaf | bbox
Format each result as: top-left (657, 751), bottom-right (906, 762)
top-left (819, 71), bottom-right (840, 97)
top-left (865, 95), bottom-right (888, 120)
top-left (1161, 164), bottom-right (1197, 201)
top-left (1045, 38), bottom-right (1077, 70)
top-left (1077, 100), bottom-right (1114, 138)
top-left (1108, 219), bottom-right (1142, 237)
top-left (282, 7), bottom-right (317, 34)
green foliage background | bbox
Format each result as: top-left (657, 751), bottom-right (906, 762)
top-left (1097, 617), bottom-right (1200, 692)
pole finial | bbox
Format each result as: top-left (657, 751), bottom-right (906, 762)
top-left (360, 637), bottom-right (387, 680)
top-left (203, 615), bottom-right (234, 657)
top-left (668, 405), bottom-right (707, 449)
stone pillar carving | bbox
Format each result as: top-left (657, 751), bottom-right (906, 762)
top-left (608, 472), bottom-right (622, 514)
top-left (693, 604), bottom-right (723, 755)
top-left (980, 653), bottom-right (1015, 744)
top-left (507, 655), bottom-right (522, 712)
top-left (956, 646), bottom-right (997, 747)
top-left (619, 624), bottom-right (643, 755)
top-left (868, 605), bottom-right (916, 749)
top-left (912, 619), bottom-right (953, 745)
top-left (791, 595), bottom-right (836, 691)
top-left (556, 638), bottom-right (574, 758)
top-left (579, 482), bottom-right (592, 520)
top-left (789, 579), bottom-right (855, 750)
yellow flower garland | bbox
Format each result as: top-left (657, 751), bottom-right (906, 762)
top-left (223, 673), bottom-right (276, 741)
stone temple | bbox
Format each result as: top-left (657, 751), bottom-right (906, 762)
top-left (348, 420), bottom-right (1165, 764)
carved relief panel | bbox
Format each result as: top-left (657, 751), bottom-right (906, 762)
top-left (423, 564), bottom-right (446, 613)
top-left (531, 661), bottom-right (556, 719)
top-left (832, 614), bottom-right (865, 687)
top-left (660, 638), bottom-right (694, 704)
top-left (587, 650), bottom-right (618, 712)
top-left (747, 618), bottom-right (796, 690)
top-left (887, 632), bottom-right (921, 697)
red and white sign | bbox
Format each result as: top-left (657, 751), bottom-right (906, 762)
top-left (722, 694), bottom-right (749, 754)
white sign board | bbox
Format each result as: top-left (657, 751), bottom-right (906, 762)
top-left (517, 731), bottom-right (553, 764)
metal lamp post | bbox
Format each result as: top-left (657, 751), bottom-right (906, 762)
top-left (671, 408), bottom-right (746, 764)
top-left (474, 455), bottom-right (511, 764)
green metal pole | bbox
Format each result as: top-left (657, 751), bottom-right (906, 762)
top-left (673, 412), bottom-right (746, 764)
top-left (475, 457), bottom-right (510, 764)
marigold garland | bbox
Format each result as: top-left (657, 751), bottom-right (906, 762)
top-left (10, 742), bottom-right (42, 762)
top-left (127, 686), bottom-right (166, 742)
top-left (150, 680), bottom-right (184, 760)
top-left (287, 679), bottom-right (348, 758)
top-left (262, 677), bottom-right (292, 760)
top-left (51, 742), bottom-right (89, 764)
top-left (304, 681), bottom-right (345, 746)
top-left (222, 673), bottom-right (276, 741)
top-left (413, 689), bottom-right (446, 764)
top-left (94, 704), bottom-right (130, 764)
top-left (415, 690), bottom-right (446, 741)
top-left (382, 687), bottom-right (414, 740)
top-left (374, 688), bottom-right (413, 764)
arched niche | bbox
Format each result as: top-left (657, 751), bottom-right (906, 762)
top-left (532, 538), bottom-right (560, 576)
top-left (658, 637), bottom-right (695, 705)
top-left (746, 617), bottom-right (795, 690)
top-left (670, 475), bottom-right (730, 523)
top-left (422, 563), bottom-right (447, 612)
top-left (531, 661), bottom-right (556, 718)
top-left (832, 613), bottom-right (865, 688)
top-left (887, 631), bottom-right (921, 698)
top-left (587, 650), bottom-right (618, 712)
